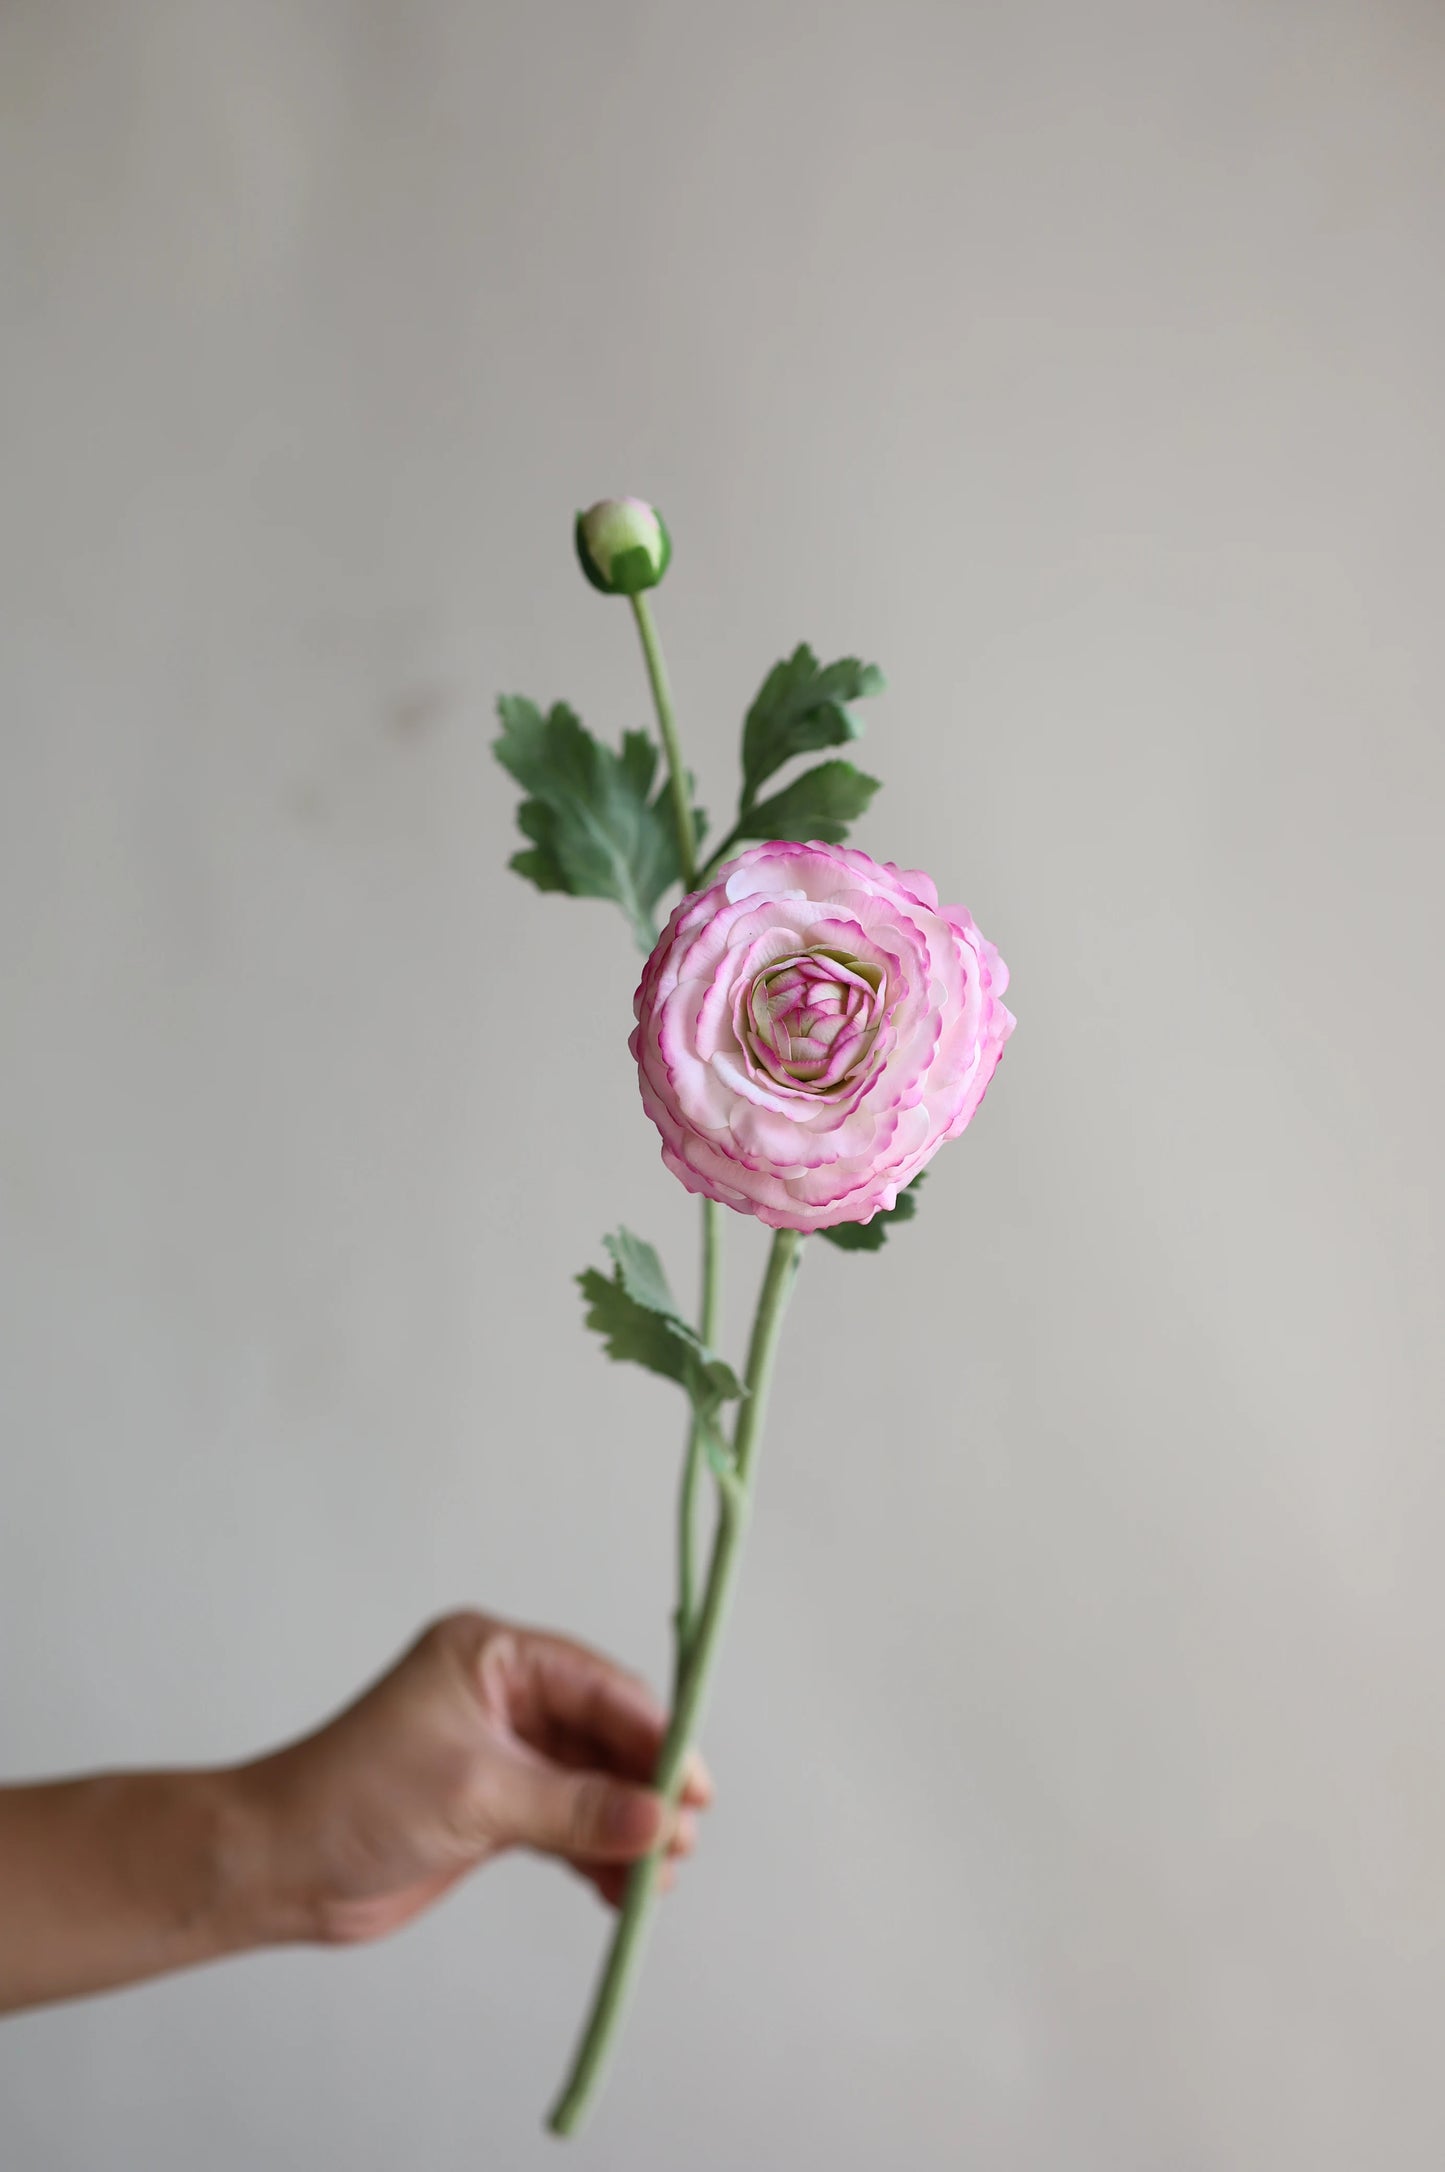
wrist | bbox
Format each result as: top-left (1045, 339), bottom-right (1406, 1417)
top-left (207, 1757), bottom-right (318, 1951)
top-left (149, 1766), bottom-right (272, 1963)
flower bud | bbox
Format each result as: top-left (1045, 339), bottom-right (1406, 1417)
top-left (575, 498), bottom-right (672, 596)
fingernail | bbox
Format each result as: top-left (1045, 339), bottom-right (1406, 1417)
top-left (666, 1811), bottom-right (694, 1860)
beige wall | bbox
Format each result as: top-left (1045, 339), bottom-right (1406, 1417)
top-left (3, 3), bottom-right (1443, 2166)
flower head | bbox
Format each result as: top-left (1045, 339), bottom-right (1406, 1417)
top-left (631, 841), bottom-right (1014, 1230)
top-left (575, 498), bottom-right (672, 596)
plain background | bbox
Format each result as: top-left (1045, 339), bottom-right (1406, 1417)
top-left (3, 3), bottom-right (1443, 2167)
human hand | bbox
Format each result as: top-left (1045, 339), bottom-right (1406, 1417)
top-left (234, 1611), bottom-right (711, 1947)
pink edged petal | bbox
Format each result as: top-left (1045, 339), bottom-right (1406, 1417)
top-left (633, 840), bottom-right (1013, 1225)
top-left (728, 1093), bottom-right (886, 1174)
top-left (891, 866), bottom-right (939, 911)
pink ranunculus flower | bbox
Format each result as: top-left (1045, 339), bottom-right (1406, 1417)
top-left (630, 840), bottom-right (1015, 1231)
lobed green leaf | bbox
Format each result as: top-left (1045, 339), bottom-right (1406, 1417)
top-left (740, 646), bottom-right (885, 809)
top-left (602, 1229), bottom-right (684, 1325)
top-left (734, 758), bottom-right (881, 847)
top-left (578, 1228), bottom-right (746, 1465)
top-left (494, 696), bottom-right (695, 949)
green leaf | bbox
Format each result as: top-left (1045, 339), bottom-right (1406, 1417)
top-left (735, 758), bottom-right (881, 846)
top-left (819, 1171), bottom-right (928, 1253)
top-left (506, 796), bottom-right (570, 892)
top-left (602, 1228), bottom-right (683, 1323)
top-left (593, 1228), bottom-right (743, 1404)
top-left (577, 1268), bottom-right (698, 1392)
top-left (494, 696), bottom-right (695, 949)
top-left (741, 646), bottom-right (885, 809)
top-left (578, 1228), bottom-right (745, 1465)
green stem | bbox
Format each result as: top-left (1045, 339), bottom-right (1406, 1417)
top-left (630, 592), bottom-right (698, 892)
top-left (672, 1197), bottom-right (721, 1696)
top-left (630, 589), bottom-right (715, 1694)
top-left (547, 1227), bottom-right (806, 2138)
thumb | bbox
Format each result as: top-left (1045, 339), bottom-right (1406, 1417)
top-left (494, 1759), bottom-right (671, 1863)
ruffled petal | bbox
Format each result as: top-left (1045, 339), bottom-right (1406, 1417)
top-left (632, 840), bottom-right (1013, 1230)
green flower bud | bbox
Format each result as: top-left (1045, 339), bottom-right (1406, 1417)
top-left (574, 497), bottom-right (672, 596)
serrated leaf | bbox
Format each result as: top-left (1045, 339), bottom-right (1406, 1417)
top-left (741, 646), bottom-right (885, 809)
top-left (601, 1229), bottom-right (741, 1401)
top-left (578, 1229), bottom-right (745, 1462)
top-left (603, 1229), bottom-right (682, 1323)
top-left (507, 844), bottom-right (569, 892)
top-left (577, 1267), bottom-right (699, 1389)
top-left (819, 1171), bottom-right (928, 1253)
top-left (505, 796), bottom-right (569, 892)
top-left (494, 697), bottom-right (692, 949)
top-left (735, 758), bottom-right (881, 847)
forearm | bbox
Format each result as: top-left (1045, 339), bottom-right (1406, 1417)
top-left (0, 1768), bottom-right (272, 2016)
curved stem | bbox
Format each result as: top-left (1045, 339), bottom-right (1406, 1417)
top-left (547, 1227), bottom-right (805, 2138)
top-left (630, 592), bottom-right (697, 892)
top-left (672, 1197), bottom-right (721, 1696)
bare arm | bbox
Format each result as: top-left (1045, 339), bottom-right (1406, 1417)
top-left (0, 1611), bottom-right (709, 2017)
